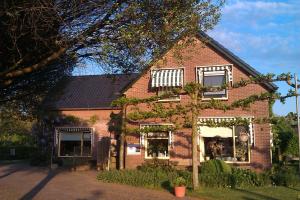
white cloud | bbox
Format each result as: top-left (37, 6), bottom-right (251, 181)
top-left (223, 0), bottom-right (299, 15)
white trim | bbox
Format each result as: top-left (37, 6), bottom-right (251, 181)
top-left (140, 123), bottom-right (173, 160)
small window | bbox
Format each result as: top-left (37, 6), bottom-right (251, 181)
top-left (157, 87), bottom-right (180, 102)
top-left (203, 71), bottom-right (227, 99)
top-left (146, 132), bottom-right (169, 159)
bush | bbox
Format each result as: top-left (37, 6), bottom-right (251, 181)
top-left (271, 165), bottom-right (299, 186)
top-left (230, 168), bottom-right (268, 188)
top-left (97, 169), bottom-right (179, 189)
top-left (200, 159), bottom-right (232, 175)
top-left (0, 146), bottom-right (37, 160)
top-left (199, 172), bottom-right (232, 188)
top-left (29, 151), bottom-right (49, 166)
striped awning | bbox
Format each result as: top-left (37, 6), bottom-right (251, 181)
top-left (151, 68), bottom-right (183, 87)
top-left (197, 117), bottom-right (254, 145)
top-left (56, 127), bottom-right (92, 133)
top-left (197, 65), bottom-right (233, 84)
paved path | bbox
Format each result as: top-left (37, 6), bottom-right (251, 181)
top-left (0, 163), bottom-right (200, 200)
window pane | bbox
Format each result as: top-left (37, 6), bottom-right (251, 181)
top-left (147, 139), bottom-right (169, 158)
top-left (203, 73), bottom-right (226, 98)
top-left (234, 126), bottom-right (249, 162)
top-left (60, 132), bottom-right (92, 157)
top-left (204, 75), bottom-right (225, 86)
top-left (204, 137), bottom-right (233, 161)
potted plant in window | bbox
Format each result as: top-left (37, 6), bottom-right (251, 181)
top-left (173, 177), bottom-right (186, 197)
top-left (236, 142), bottom-right (247, 161)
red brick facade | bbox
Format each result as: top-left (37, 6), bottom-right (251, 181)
top-left (123, 37), bottom-right (272, 170)
top-left (52, 36), bottom-right (273, 170)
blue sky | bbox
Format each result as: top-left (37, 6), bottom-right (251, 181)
top-left (208, 0), bottom-right (300, 116)
top-left (73, 0), bottom-right (300, 116)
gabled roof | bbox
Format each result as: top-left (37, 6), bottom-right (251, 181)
top-left (122, 31), bottom-right (278, 93)
top-left (44, 74), bottom-right (138, 110)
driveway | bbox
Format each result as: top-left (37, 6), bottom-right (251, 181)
top-left (0, 163), bottom-right (200, 200)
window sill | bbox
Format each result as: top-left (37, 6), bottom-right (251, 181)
top-left (58, 155), bottom-right (92, 158)
top-left (157, 99), bottom-right (181, 102)
top-left (145, 157), bottom-right (170, 160)
top-left (201, 160), bottom-right (250, 164)
top-left (201, 97), bottom-right (228, 101)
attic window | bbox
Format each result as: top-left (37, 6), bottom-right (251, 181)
top-left (197, 65), bottom-right (233, 85)
top-left (151, 68), bottom-right (184, 87)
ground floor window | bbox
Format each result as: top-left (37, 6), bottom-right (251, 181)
top-left (200, 125), bottom-right (250, 162)
top-left (145, 132), bottom-right (170, 159)
top-left (57, 128), bottom-right (92, 157)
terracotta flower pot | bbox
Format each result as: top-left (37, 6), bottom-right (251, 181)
top-left (174, 186), bottom-right (186, 198)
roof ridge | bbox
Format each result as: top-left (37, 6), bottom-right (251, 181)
top-left (72, 73), bottom-right (138, 78)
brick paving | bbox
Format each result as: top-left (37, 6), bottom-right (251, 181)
top-left (0, 163), bottom-right (200, 200)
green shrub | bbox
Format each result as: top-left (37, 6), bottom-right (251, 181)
top-left (173, 177), bottom-right (186, 186)
top-left (137, 159), bottom-right (175, 173)
top-left (97, 169), bottom-right (179, 189)
top-left (230, 168), bottom-right (267, 188)
top-left (200, 159), bottom-right (232, 175)
top-left (97, 160), bottom-right (277, 189)
top-left (271, 165), bottom-right (299, 186)
top-left (0, 146), bottom-right (37, 160)
top-left (30, 151), bottom-right (49, 166)
top-left (199, 172), bottom-right (232, 188)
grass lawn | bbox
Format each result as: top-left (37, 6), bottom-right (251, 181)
top-left (188, 186), bottom-right (300, 200)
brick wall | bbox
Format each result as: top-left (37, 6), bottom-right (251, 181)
top-left (124, 37), bottom-right (272, 170)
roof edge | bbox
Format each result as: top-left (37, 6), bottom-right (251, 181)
top-left (197, 31), bottom-right (278, 91)
top-left (122, 31), bottom-right (278, 93)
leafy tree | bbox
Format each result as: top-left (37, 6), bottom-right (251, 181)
top-left (272, 114), bottom-right (299, 161)
top-left (0, 0), bottom-right (224, 108)
top-left (0, 103), bottom-right (35, 146)
top-left (112, 70), bottom-right (295, 190)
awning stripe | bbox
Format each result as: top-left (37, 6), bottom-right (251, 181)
top-left (197, 65), bottom-right (233, 84)
top-left (151, 68), bottom-right (183, 87)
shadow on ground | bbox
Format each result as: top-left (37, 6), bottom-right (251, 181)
top-left (20, 169), bottom-right (58, 200)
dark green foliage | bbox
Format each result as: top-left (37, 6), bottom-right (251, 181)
top-left (230, 168), bottom-right (269, 188)
top-left (97, 169), bottom-right (179, 189)
top-left (200, 159), bottom-right (232, 175)
top-left (29, 150), bottom-right (50, 166)
top-left (271, 164), bottom-right (299, 187)
top-left (0, 146), bottom-right (37, 160)
top-left (272, 115), bottom-right (299, 160)
top-left (97, 160), bottom-right (283, 189)
top-left (199, 173), bottom-right (232, 187)
top-left (173, 177), bottom-right (186, 186)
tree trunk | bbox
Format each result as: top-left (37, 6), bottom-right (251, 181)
top-left (119, 131), bottom-right (125, 170)
top-left (191, 94), bottom-right (199, 190)
top-left (119, 105), bottom-right (127, 170)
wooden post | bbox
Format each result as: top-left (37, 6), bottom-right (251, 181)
top-left (294, 74), bottom-right (300, 173)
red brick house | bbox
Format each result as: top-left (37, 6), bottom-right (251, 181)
top-left (44, 32), bottom-right (277, 170)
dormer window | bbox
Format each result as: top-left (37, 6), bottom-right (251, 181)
top-left (151, 68), bottom-right (183, 101)
top-left (197, 65), bottom-right (233, 100)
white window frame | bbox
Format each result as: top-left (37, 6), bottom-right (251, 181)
top-left (202, 70), bottom-right (228, 100)
top-left (56, 127), bottom-right (94, 158)
top-left (196, 64), bottom-right (233, 101)
top-left (140, 123), bottom-right (173, 160)
top-left (198, 117), bottom-right (253, 164)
